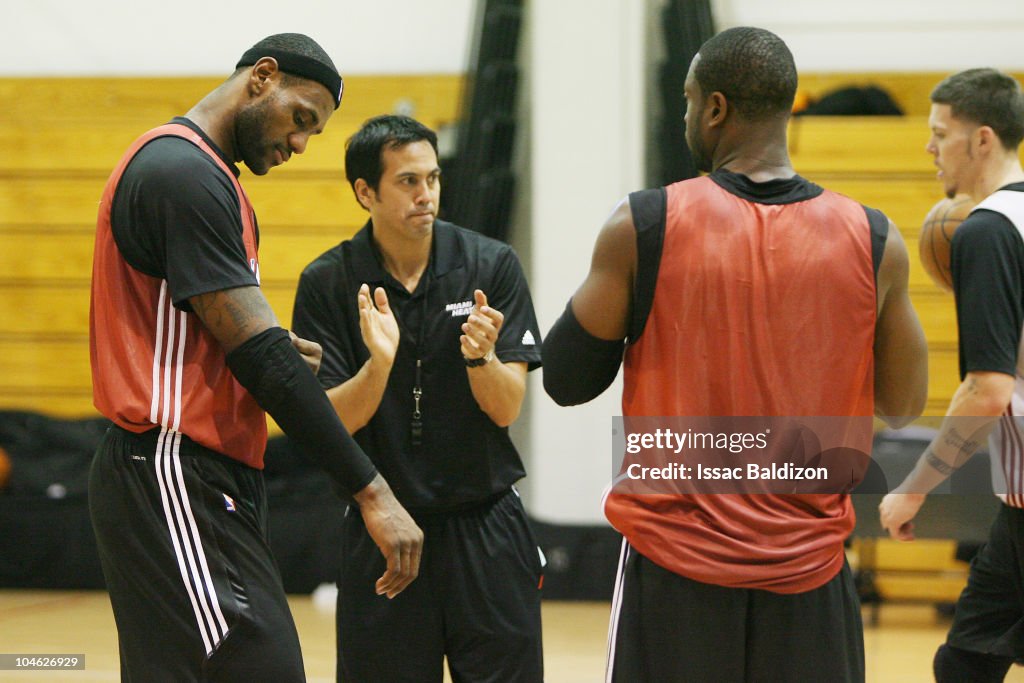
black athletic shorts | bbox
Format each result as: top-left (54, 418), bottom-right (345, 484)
top-left (336, 488), bottom-right (544, 683)
top-left (88, 425), bottom-right (304, 682)
top-left (946, 504), bottom-right (1024, 660)
top-left (607, 541), bottom-right (864, 683)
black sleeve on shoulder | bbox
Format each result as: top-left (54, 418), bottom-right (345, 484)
top-left (952, 210), bottom-right (1024, 379)
top-left (863, 205), bottom-right (889, 282)
top-left (488, 246), bottom-right (543, 370)
top-left (542, 301), bottom-right (624, 406)
top-left (226, 326), bottom-right (378, 496)
top-left (628, 188), bottom-right (666, 342)
top-left (292, 262), bottom-right (357, 390)
top-left (111, 137), bottom-right (257, 311)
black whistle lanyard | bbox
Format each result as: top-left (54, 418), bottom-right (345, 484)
top-left (395, 271), bottom-right (430, 448)
top-left (411, 359), bottom-right (423, 447)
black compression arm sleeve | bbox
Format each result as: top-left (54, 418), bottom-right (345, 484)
top-left (541, 301), bottom-right (625, 406)
top-left (226, 326), bottom-right (378, 496)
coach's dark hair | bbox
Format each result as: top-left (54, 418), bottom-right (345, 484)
top-left (931, 68), bottom-right (1024, 150)
top-left (694, 27), bottom-right (797, 120)
top-left (345, 115), bottom-right (439, 195)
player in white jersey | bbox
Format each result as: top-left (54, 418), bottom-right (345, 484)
top-left (880, 68), bottom-right (1024, 682)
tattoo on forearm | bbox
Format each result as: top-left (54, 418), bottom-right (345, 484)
top-left (191, 294), bottom-right (210, 319)
top-left (925, 448), bottom-right (957, 476)
top-left (191, 287), bottom-right (273, 348)
top-left (223, 297), bottom-right (252, 333)
top-left (192, 293), bottom-right (233, 338)
top-left (944, 427), bottom-right (980, 455)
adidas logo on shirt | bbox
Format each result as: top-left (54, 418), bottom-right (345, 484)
top-left (521, 330), bottom-right (536, 346)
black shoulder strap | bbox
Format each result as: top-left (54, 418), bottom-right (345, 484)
top-left (628, 188), bottom-right (667, 342)
top-left (863, 205), bottom-right (889, 282)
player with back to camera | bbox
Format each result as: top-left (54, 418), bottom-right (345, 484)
top-left (541, 26), bottom-right (928, 682)
top-left (89, 34), bottom-right (422, 682)
top-left (879, 68), bottom-right (1024, 683)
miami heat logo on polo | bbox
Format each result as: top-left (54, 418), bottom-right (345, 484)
top-left (445, 300), bottom-right (473, 317)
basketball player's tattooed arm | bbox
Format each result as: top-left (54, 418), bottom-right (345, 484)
top-left (191, 286), bottom-right (322, 373)
top-left (873, 219), bottom-right (928, 427)
top-left (190, 286), bottom-right (279, 351)
top-left (192, 285), bottom-right (423, 597)
top-left (879, 371), bottom-right (1013, 541)
top-left (924, 424), bottom-right (984, 475)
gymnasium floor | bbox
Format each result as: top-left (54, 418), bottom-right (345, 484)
top-left (2, 591), bottom-right (1023, 682)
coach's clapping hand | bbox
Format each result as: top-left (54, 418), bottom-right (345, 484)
top-left (461, 289), bottom-right (503, 361)
top-left (357, 283), bottom-right (400, 367)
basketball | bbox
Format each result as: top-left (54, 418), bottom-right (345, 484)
top-left (919, 195), bottom-right (975, 292)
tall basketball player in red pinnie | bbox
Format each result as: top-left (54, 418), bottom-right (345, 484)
top-left (89, 34), bottom-right (421, 681)
top-left (542, 27), bottom-right (927, 682)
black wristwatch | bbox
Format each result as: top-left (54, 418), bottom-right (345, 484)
top-left (464, 349), bottom-right (495, 367)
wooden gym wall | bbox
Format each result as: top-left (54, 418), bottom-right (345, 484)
top-left (0, 72), bottom-right (1021, 421)
top-left (0, 75), bottom-right (461, 418)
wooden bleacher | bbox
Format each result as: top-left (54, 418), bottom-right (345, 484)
top-left (0, 72), bottom-right (1020, 423)
top-left (2, 72), bottom-right (1022, 608)
top-left (0, 75), bottom-right (462, 418)
top-left (797, 71), bottom-right (1024, 117)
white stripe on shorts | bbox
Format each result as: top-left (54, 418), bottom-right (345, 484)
top-left (605, 538), bottom-right (630, 683)
top-left (149, 302), bottom-right (229, 655)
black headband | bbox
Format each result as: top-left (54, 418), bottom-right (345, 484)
top-left (236, 48), bottom-right (343, 109)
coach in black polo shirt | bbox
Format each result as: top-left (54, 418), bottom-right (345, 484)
top-left (292, 115), bottom-right (544, 682)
